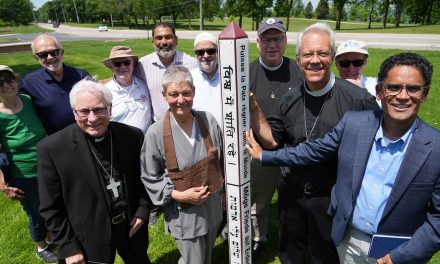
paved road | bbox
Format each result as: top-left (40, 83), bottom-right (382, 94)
top-left (1, 23), bottom-right (440, 51)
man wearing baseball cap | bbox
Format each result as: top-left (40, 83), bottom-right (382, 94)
top-left (335, 40), bottom-right (378, 100)
top-left (250, 22), bottom-right (380, 263)
top-left (248, 17), bottom-right (303, 258)
top-left (103, 46), bottom-right (153, 134)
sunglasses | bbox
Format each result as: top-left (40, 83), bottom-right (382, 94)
top-left (194, 48), bottom-right (217, 56)
top-left (112, 60), bottom-right (132, 67)
top-left (0, 75), bottom-right (16, 86)
top-left (338, 60), bottom-right (365, 68)
top-left (35, 49), bottom-right (62, 60)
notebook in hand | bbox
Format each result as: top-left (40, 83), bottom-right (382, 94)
top-left (368, 234), bottom-right (411, 258)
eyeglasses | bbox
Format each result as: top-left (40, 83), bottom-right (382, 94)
top-left (381, 83), bottom-right (426, 97)
top-left (194, 49), bottom-right (217, 56)
top-left (338, 60), bottom-right (365, 68)
top-left (300, 51), bottom-right (332, 60)
top-left (0, 75), bottom-right (15, 86)
top-left (74, 106), bottom-right (109, 118)
top-left (260, 36), bottom-right (285, 44)
top-left (112, 60), bottom-right (132, 67)
top-left (35, 49), bottom-right (62, 60)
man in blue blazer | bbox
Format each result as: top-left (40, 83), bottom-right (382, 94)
top-left (246, 53), bottom-right (440, 264)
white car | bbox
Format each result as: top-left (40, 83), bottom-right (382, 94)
top-left (98, 24), bottom-right (108, 32)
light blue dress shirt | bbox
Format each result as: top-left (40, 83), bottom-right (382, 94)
top-left (351, 120), bottom-right (416, 235)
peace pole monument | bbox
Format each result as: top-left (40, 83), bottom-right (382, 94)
top-left (219, 22), bottom-right (251, 264)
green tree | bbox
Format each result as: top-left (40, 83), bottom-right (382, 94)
top-left (393, 0), bottom-right (404, 27)
top-left (201, 0), bottom-right (222, 27)
top-left (274, 0), bottom-right (294, 30)
top-left (382, 0), bottom-right (390, 28)
top-left (0, 0), bottom-right (34, 25)
top-left (304, 1), bottom-right (314, 19)
top-left (316, 0), bottom-right (329, 19)
top-left (333, 0), bottom-right (347, 30)
top-left (293, 0), bottom-right (304, 17)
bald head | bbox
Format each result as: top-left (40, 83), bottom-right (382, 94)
top-left (31, 34), bottom-right (62, 54)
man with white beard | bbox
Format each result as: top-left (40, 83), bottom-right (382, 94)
top-left (20, 34), bottom-right (90, 135)
top-left (136, 22), bottom-right (197, 121)
top-left (191, 32), bottom-right (222, 126)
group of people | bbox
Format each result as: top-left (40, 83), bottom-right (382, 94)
top-left (0, 18), bottom-right (438, 264)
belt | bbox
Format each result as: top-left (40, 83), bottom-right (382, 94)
top-left (111, 211), bottom-right (125, 225)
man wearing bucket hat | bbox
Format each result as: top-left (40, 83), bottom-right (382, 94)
top-left (191, 32), bottom-right (222, 126)
top-left (103, 46), bottom-right (153, 134)
top-left (335, 40), bottom-right (378, 100)
top-left (248, 17), bottom-right (303, 258)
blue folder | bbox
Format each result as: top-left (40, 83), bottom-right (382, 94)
top-left (368, 234), bottom-right (411, 258)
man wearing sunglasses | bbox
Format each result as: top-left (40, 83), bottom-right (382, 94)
top-left (191, 32), bottom-right (222, 126)
top-left (248, 17), bottom-right (303, 258)
top-left (20, 34), bottom-right (90, 135)
top-left (335, 40), bottom-right (378, 101)
top-left (137, 22), bottom-right (197, 121)
top-left (248, 53), bottom-right (440, 264)
top-left (103, 46), bottom-right (153, 134)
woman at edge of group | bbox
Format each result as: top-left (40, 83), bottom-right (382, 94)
top-left (140, 65), bottom-right (224, 264)
top-left (0, 65), bottom-right (57, 263)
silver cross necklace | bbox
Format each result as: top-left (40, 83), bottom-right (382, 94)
top-left (303, 91), bottom-right (330, 142)
top-left (89, 133), bottom-right (120, 198)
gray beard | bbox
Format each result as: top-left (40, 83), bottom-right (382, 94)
top-left (156, 47), bottom-right (176, 59)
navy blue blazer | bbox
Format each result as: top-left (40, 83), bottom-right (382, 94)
top-left (262, 110), bottom-right (440, 263)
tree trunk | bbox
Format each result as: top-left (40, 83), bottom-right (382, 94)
top-left (425, 0), bottom-right (434, 24)
top-left (394, 0), bottom-right (403, 28)
top-left (368, 0), bottom-right (374, 29)
top-left (239, 14), bottom-right (243, 28)
top-left (335, 1), bottom-right (345, 30)
top-left (383, 0), bottom-right (389, 28)
top-left (187, 8), bottom-right (192, 29)
top-left (286, 0), bottom-right (294, 31)
top-left (172, 14), bottom-right (177, 28)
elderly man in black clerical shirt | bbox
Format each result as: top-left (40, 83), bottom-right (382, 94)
top-left (250, 22), bottom-right (379, 264)
top-left (37, 80), bottom-right (151, 264)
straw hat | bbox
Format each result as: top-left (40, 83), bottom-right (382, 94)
top-left (102, 46), bottom-right (138, 68)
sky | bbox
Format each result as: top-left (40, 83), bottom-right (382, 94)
top-left (32, 0), bottom-right (318, 10)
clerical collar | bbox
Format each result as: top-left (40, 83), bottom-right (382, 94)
top-left (86, 128), bottom-right (111, 143)
top-left (259, 57), bottom-right (283, 71)
top-left (304, 73), bottom-right (335, 97)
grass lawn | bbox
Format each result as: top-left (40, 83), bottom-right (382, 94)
top-left (0, 38), bottom-right (439, 263)
top-left (0, 38), bottom-right (20, 43)
top-left (0, 25), bottom-right (52, 35)
top-left (63, 17), bottom-right (440, 34)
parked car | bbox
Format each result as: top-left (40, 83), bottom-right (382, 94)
top-left (98, 24), bottom-right (108, 32)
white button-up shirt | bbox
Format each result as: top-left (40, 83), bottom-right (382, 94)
top-left (191, 67), bottom-right (222, 129)
top-left (137, 51), bottom-right (198, 121)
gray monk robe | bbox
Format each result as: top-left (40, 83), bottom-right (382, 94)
top-left (141, 111), bottom-right (223, 240)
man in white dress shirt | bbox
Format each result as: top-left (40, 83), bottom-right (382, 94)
top-left (191, 32), bottom-right (222, 127)
top-left (136, 22), bottom-right (198, 121)
top-left (103, 46), bottom-right (153, 134)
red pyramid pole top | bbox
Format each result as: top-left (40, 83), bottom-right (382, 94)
top-left (218, 21), bottom-right (248, 40)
